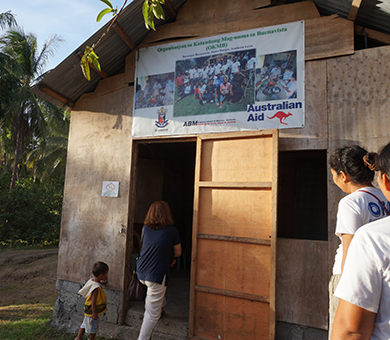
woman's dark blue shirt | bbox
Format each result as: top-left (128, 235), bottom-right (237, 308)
top-left (136, 225), bottom-right (180, 286)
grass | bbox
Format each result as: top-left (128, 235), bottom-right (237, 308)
top-left (173, 83), bottom-right (255, 117)
top-left (0, 247), bottom-right (118, 340)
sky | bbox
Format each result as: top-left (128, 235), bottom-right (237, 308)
top-left (1, 0), bottom-right (127, 71)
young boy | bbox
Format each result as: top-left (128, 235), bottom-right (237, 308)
top-left (76, 261), bottom-right (109, 340)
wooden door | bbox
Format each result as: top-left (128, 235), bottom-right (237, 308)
top-left (189, 129), bottom-right (278, 340)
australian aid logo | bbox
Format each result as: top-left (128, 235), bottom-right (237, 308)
top-left (246, 100), bottom-right (303, 127)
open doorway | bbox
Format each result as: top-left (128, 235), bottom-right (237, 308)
top-left (127, 139), bottom-right (196, 330)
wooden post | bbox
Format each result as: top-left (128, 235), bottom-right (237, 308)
top-left (348, 0), bottom-right (363, 21)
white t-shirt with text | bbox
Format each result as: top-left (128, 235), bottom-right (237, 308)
top-left (332, 187), bottom-right (389, 275)
top-left (335, 216), bottom-right (390, 340)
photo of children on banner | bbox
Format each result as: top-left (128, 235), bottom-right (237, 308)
top-left (135, 73), bottom-right (175, 109)
top-left (255, 50), bottom-right (297, 102)
top-left (173, 49), bottom-right (256, 117)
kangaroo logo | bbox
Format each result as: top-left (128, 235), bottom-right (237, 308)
top-left (267, 111), bottom-right (292, 125)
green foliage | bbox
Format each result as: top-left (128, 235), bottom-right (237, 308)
top-left (81, 46), bottom-right (101, 81)
top-left (97, 0), bottom-right (117, 22)
top-left (0, 11), bottom-right (16, 30)
top-left (0, 171), bottom-right (64, 246)
top-left (81, 0), bottom-right (166, 80)
top-left (143, 0), bottom-right (165, 30)
top-left (97, 8), bottom-right (114, 22)
top-left (0, 26), bottom-right (65, 190)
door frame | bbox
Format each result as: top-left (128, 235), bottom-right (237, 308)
top-left (122, 136), bottom-right (197, 323)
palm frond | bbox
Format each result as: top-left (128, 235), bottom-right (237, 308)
top-left (0, 11), bottom-right (16, 30)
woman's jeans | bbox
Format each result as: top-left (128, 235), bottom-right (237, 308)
top-left (137, 277), bottom-right (166, 340)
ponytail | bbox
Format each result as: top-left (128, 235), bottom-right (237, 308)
top-left (329, 145), bottom-right (374, 185)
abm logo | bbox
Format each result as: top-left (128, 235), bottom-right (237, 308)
top-left (183, 121), bottom-right (198, 127)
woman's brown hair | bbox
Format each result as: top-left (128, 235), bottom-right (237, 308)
top-left (144, 201), bottom-right (174, 230)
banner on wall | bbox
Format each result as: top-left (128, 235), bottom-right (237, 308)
top-left (132, 20), bottom-right (305, 137)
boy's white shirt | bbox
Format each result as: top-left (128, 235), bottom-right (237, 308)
top-left (78, 278), bottom-right (101, 298)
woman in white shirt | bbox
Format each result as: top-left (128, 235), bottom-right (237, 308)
top-left (331, 142), bottom-right (390, 340)
top-left (328, 145), bottom-right (389, 339)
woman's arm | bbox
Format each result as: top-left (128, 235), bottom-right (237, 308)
top-left (331, 299), bottom-right (376, 340)
top-left (170, 244), bottom-right (182, 268)
top-left (173, 243), bottom-right (182, 258)
top-left (341, 234), bottom-right (354, 272)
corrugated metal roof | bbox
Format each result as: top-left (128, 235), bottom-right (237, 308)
top-left (31, 0), bottom-right (187, 107)
top-left (32, 0), bottom-right (390, 107)
top-left (312, 0), bottom-right (390, 35)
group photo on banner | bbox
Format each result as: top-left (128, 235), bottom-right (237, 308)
top-left (132, 21), bottom-right (305, 137)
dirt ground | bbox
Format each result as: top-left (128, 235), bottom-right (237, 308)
top-left (0, 248), bottom-right (58, 308)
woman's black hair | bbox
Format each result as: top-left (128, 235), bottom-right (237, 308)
top-left (373, 142), bottom-right (390, 177)
top-left (329, 145), bottom-right (374, 185)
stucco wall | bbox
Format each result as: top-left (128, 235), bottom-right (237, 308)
top-left (58, 81), bottom-right (134, 293)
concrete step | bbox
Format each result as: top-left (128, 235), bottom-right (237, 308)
top-left (125, 300), bottom-right (188, 339)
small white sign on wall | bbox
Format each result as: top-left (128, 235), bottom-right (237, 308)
top-left (102, 181), bottom-right (119, 197)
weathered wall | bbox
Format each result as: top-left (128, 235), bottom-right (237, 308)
top-left (58, 77), bottom-right (133, 292)
top-left (276, 239), bottom-right (328, 329)
top-left (327, 45), bottom-right (390, 276)
top-left (141, 1), bottom-right (353, 63)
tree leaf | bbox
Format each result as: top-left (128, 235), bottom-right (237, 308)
top-left (155, 2), bottom-right (165, 19)
top-left (149, 17), bottom-right (156, 31)
top-left (152, 7), bottom-right (159, 18)
top-left (143, 1), bottom-right (149, 22)
top-left (90, 50), bottom-right (99, 59)
top-left (99, 0), bottom-right (114, 9)
top-left (81, 62), bottom-right (91, 81)
top-left (97, 8), bottom-right (113, 22)
top-left (147, 9), bottom-right (156, 30)
top-left (91, 56), bottom-right (101, 72)
top-left (81, 53), bottom-right (88, 63)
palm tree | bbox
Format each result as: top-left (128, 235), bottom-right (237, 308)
top-left (0, 27), bottom-right (63, 189)
top-left (0, 11), bottom-right (16, 166)
top-left (0, 11), bottom-right (16, 30)
top-left (26, 107), bottom-right (70, 181)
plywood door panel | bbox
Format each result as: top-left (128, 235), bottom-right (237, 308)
top-left (200, 137), bottom-right (273, 182)
top-left (196, 239), bottom-right (271, 296)
top-left (194, 292), bottom-right (270, 340)
top-left (189, 130), bottom-right (278, 340)
top-left (197, 188), bottom-right (272, 239)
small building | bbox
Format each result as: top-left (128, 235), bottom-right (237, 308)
top-left (32, 0), bottom-right (390, 339)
